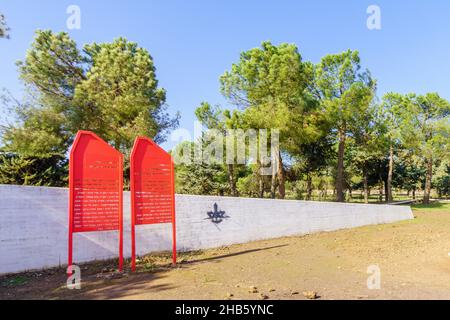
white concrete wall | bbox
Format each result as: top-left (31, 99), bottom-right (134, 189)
top-left (0, 185), bottom-right (414, 275)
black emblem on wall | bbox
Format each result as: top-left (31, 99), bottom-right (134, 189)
top-left (206, 203), bottom-right (229, 224)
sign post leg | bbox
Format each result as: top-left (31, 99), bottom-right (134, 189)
top-left (68, 171), bottom-right (74, 276)
top-left (119, 224), bottom-right (123, 272)
top-left (68, 230), bottom-right (73, 276)
top-left (130, 156), bottom-right (136, 272)
top-left (172, 219), bottom-right (177, 265)
top-left (118, 157), bottom-right (124, 272)
top-left (171, 160), bottom-right (177, 266)
top-left (131, 223), bottom-right (136, 272)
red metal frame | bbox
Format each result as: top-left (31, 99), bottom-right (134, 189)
top-left (130, 136), bottom-right (177, 272)
top-left (68, 130), bottom-right (123, 275)
top-left (130, 140), bottom-right (137, 272)
top-left (170, 160), bottom-right (177, 265)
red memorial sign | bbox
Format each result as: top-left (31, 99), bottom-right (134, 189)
top-left (68, 131), bottom-right (124, 272)
top-left (130, 136), bottom-right (176, 271)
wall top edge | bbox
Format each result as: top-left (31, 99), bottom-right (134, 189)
top-left (0, 184), bottom-right (412, 209)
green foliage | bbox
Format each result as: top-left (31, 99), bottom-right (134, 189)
top-left (236, 165), bottom-right (268, 197)
top-left (312, 49), bottom-right (376, 119)
top-left (394, 93), bottom-right (450, 202)
top-left (433, 160), bottom-right (450, 197)
top-left (220, 41), bottom-right (318, 145)
top-left (76, 38), bottom-right (175, 151)
top-left (219, 41), bottom-right (324, 198)
top-left (0, 13), bottom-right (10, 39)
top-left (236, 174), bottom-right (259, 197)
top-left (2, 33), bottom-right (449, 202)
top-left (0, 152), bottom-right (67, 186)
top-left (1, 30), bottom-right (179, 186)
top-left (173, 141), bottom-right (228, 196)
top-left (176, 162), bottom-right (228, 196)
top-left (401, 93), bottom-right (450, 158)
top-left (380, 92), bottom-right (409, 144)
top-left (392, 153), bottom-right (426, 193)
top-left (173, 44), bottom-right (449, 202)
top-left (294, 137), bottom-right (334, 174)
top-left (220, 41), bottom-right (308, 109)
top-left (311, 49), bottom-right (376, 201)
top-left (195, 102), bottom-right (225, 132)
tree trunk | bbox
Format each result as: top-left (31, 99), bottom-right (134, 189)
top-left (258, 175), bottom-right (264, 198)
top-left (363, 167), bottom-right (369, 204)
top-left (384, 178), bottom-right (389, 202)
top-left (387, 144), bottom-right (394, 202)
top-left (424, 156), bottom-right (433, 204)
top-left (227, 164), bottom-right (238, 197)
top-left (306, 173), bottom-right (312, 201)
top-left (270, 150), bottom-right (277, 199)
top-left (256, 160), bottom-right (264, 198)
top-left (277, 150), bottom-right (285, 199)
top-left (336, 127), bottom-right (346, 202)
top-left (412, 188), bottom-right (416, 200)
top-left (379, 179), bottom-right (383, 203)
top-left (270, 176), bottom-right (277, 198)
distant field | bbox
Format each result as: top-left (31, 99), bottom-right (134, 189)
top-left (288, 192), bottom-right (431, 203)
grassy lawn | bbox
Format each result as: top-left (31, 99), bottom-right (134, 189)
top-left (412, 202), bottom-right (450, 212)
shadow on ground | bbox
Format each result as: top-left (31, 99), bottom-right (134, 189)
top-left (0, 244), bottom-right (288, 300)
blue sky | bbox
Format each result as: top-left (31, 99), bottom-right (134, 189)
top-left (1, 1), bottom-right (450, 150)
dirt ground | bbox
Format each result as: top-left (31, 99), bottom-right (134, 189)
top-left (1, 203), bottom-right (449, 300)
